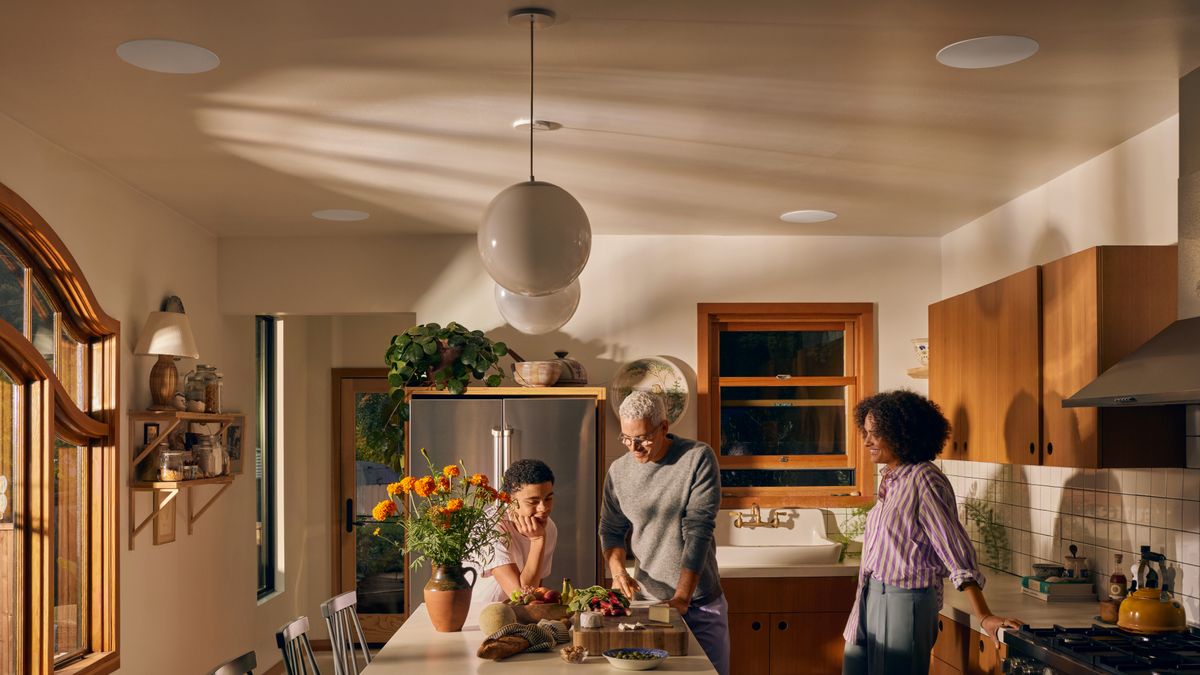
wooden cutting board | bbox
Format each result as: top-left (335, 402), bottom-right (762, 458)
top-left (571, 606), bottom-right (689, 656)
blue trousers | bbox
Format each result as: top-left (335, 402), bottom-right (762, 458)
top-left (683, 594), bottom-right (730, 675)
top-left (843, 578), bottom-right (938, 675)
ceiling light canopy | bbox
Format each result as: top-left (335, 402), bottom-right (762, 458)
top-left (479, 7), bottom-right (591, 300)
top-left (116, 39), bottom-right (220, 74)
top-left (312, 209), bottom-right (370, 221)
top-left (936, 35), bottom-right (1039, 69)
top-left (780, 210), bottom-right (838, 224)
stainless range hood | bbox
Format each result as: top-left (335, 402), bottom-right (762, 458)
top-left (1064, 66), bottom-right (1200, 468)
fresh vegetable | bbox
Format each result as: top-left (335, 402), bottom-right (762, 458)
top-left (567, 585), bottom-right (631, 616)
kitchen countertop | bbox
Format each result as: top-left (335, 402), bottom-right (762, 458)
top-left (939, 567), bottom-right (1100, 640)
top-left (362, 603), bottom-right (717, 674)
top-left (717, 559), bottom-right (861, 578)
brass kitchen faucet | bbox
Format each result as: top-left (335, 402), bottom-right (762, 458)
top-left (730, 503), bottom-right (780, 528)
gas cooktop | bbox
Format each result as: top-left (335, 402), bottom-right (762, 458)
top-left (1005, 624), bottom-right (1200, 674)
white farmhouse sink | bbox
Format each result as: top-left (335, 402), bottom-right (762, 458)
top-left (715, 508), bottom-right (843, 567)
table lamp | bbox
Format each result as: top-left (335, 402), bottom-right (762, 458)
top-left (134, 309), bottom-right (199, 410)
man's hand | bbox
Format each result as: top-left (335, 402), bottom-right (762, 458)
top-left (613, 572), bottom-right (640, 600)
top-left (666, 596), bottom-right (690, 616)
top-left (510, 512), bottom-right (546, 541)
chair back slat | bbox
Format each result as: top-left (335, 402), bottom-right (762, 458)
top-left (209, 650), bottom-right (256, 675)
top-left (276, 616), bottom-right (320, 675)
top-left (320, 591), bottom-right (373, 675)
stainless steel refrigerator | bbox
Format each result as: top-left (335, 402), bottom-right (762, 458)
top-left (406, 394), bottom-right (598, 612)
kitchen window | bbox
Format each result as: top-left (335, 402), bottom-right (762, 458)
top-left (256, 316), bottom-right (279, 599)
top-left (698, 303), bottom-right (874, 508)
top-left (0, 183), bottom-right (120, 675)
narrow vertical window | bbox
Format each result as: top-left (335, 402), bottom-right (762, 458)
top-left (256, 316), bottom-right (278, 598)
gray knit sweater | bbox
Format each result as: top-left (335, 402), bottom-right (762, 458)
top-left (599, 434), bottom-right (723, 606)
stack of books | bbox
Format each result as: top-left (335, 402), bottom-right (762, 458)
top-left (1020, 576), bottom-right (1096, 602)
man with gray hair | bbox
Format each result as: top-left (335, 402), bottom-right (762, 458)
top-left (599, 390), bottom-right (729, 675)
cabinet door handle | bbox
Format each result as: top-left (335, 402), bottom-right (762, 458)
top-left (1028, 442), bottom-right (1035, 455)
top-left (777, 621), bottom-right (788, 631)
top-left (979, 638), bottom-right (985, 653)
top-left (952, 441), bottom-right (958, 452)
top-left (963, 441), bottom-right (969, 453)
top-left (1047, 442), bottom-right (1054, 456)
top-left (938, 619), bottom-right (943, 633)
top-left (345, 498), bottom-right (354, 533)
top-left (751, 621), bottom-right (761, 631)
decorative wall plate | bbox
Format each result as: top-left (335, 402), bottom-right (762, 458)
top-left (609, 357), bottom-right (689, 425)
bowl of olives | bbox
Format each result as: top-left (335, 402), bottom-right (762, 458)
top-left (602, 648), bottom-right (668, 671)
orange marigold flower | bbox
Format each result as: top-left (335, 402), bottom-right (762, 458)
top-left (468, 473), bottom-right (487, 487)
top-left (497, 491), bottom-right (511, 504)
top-left (413, 476), bottom-right (436, 497)
top-left (386, 482), bottom-right (403, 496)
top-left (372, 527), bottom-right (381, 537)
top-left (446, 498), bottom-right (464, 513)
top-left (443, 465), bottom-right (461, 478)
top-left (372, 499), bottom-right (398, 521)
top-left (436, 476), bottom-right (450, 492)
top-left (398, 476), bottom-right (416, 493)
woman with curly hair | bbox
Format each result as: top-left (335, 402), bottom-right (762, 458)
top-left (842, 391), bottom-right (1022, 675)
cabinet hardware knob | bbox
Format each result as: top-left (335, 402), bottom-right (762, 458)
top-left (1028, 442), bottom-right (1035, 455)
top-left (952, 441), bottom-right (958, 451)
top-left (778, 621), bottom-right (788, 631)
top-left (963, 441), bottom-right (969, 452)
top-left (938, 620), bottom-right (943, 632)
top-left (751, 621), bottom-right (761, 631)
top-left (979, 638), bottom-right (985, 653)
top-left (1047, 442), bottom-right (1054, 455)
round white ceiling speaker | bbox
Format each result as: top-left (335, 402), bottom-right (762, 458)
top-left (479, 181), bottom-right (591, 297)
top-left (495, 280), bottom-right (580, 335)
top-left (116, 39), bottom-right (220, 74)
top-left (936, 35), bottom-right (1039, 69)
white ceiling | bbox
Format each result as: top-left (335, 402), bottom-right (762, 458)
top-left (1, 1), bottom-right (1199, 237)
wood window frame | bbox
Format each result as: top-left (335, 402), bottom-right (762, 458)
top-left (697, 303), bottom-right (875, 509)
top-left (0, 183), bottom-right (120, 675)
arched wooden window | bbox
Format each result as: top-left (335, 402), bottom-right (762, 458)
top-left (0, 183), bottom-right (119, 675)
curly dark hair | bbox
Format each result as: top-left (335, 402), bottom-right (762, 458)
top-left (853, 390), bottom-right (950, 464)
top-left (501, 459), bottom-right (555, 493)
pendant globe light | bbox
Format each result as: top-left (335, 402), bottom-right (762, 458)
top-left (495, 279), bottom-right (580, 335)
top-left (479, 7), bottom-right (591, 297)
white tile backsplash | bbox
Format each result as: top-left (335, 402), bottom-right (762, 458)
top-left (938, 459), bottom-right (1200, 623)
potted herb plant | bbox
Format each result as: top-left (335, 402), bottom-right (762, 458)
top-left (382, 322), bottom-right (509, 470)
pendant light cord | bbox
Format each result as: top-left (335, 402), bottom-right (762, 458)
top-left (529, 15), bottom-right (535, 182)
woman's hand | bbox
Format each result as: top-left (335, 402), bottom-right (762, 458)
top-left (980, 614), bottom-right (1024, 648)
top-left (613, 572), bottom-right (640, 600)
top-left (510, 512), bottom-right (547, 541)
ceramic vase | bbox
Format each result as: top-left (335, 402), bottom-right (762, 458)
top-left (424, 563), bottom-right (476, 632)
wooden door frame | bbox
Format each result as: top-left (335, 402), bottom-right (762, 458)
top-left (330, 368), bottom-right (407, 642)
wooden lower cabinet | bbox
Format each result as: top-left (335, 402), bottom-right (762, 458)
top-left (931, 616), bottom-right (1007, 675)
top-left (724, 577), bottom-right (856, 675)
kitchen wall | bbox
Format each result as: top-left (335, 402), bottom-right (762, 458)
top-left (0, 112), bottom-right (260, 673)
top-left (930, 112), bottom-right (1200, 624)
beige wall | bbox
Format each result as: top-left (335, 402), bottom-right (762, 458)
top-left (0, 112), bottom-right (258, 673)
top-left (941, 115), bottom-right (1179, 297)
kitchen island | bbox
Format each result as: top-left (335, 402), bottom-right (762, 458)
top-left (362, 604), bottom-right (718, 674)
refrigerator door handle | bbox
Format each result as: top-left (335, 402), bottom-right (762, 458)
top-left (491, 427), bottom-right (504, 483)
top-left (501, 426), bottom-right (514, 470)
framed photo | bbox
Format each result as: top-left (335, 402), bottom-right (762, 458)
top-left (143, 422), bottom-right (160, 446)
top-left (153, 488), bottom-right (176, 545)
top-left (226, 418), bottom-right (245, 474)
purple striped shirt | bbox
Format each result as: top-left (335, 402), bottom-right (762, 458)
top-left (842, 461), bottom-right (984, 642)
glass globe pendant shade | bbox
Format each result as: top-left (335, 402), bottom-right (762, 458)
top-left (495, 279), bottom-right (580, 335)
top-left (478, 180), bottom-right (591, 297)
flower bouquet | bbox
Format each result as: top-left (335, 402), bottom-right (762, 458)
top-left (372, 448), bottom-right (511, 631)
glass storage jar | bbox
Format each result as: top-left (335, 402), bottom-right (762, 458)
top-left (205, 371), bottom-right (223, 414)
top-left (159, 450), bottom-right (186, 482)
top-left (184, 365), bottom-right (218, 412)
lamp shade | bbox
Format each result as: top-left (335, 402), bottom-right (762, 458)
top-left (478, 180), bottom-right (591, 297)
top-left (134, 311), bottom-right (199, 358)
top-left (495, 280), bottom-right (580, 335)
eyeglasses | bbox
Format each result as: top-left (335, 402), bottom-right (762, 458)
top-left (618, 433), bottom-right (656, 449)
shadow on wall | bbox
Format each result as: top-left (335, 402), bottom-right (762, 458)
top-left (1030, 224), bottom-right (1071, 267)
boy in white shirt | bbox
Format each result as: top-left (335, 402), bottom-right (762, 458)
top-left (474, 459), bottom-right (558, 604)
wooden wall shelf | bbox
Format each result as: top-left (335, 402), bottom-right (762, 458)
top-left (127, 410), bottom-right (244, 549)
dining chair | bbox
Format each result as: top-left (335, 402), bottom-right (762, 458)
top-left (276, 616), bottom-right (321, 675)
top-left (320, 590), bottom-right (372, 675)
top-left (208, 650), bottom-right (256, 675)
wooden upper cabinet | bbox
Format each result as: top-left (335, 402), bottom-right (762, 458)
top-left (1042, 246), bottom-right (1183, 468)
top-left (930, 266), bottom-right (1041, 465)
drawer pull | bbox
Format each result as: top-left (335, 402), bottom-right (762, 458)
top-left (1047, 442), bottom-right (1054, 455)
top-left (938, 619), bottom-right (943, 632)
top-left (1028, 442), bottom-right (1035, 455)
top-left (979, 638), bottom-right (985, 653)
top-left (751, 621), bottom-right (761, 631)
top-left (778, 621), bottom-right (788, 631)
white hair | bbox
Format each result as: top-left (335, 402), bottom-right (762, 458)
top-left (618, 390), bottom-right (667, 427)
